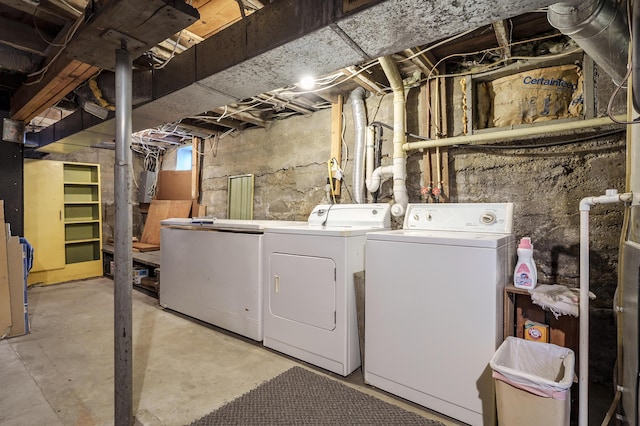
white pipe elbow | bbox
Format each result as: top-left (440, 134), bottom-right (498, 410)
top-left (579, 190), bottom-right (633, 211)
top-left (366, 165), bottom-right (393, 193)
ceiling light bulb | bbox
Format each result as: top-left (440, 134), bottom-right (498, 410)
top-left (298, 76), bottom-right (316, 90)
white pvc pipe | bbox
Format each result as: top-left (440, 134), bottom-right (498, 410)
top-left (367, 165), bottom-right (393, 193)
top-left (578, 189), bottom-right (632, 426)
top-left (578, 208), bottom-right (590, 426)
top-left (402, 115), bottom-right (626, 151)
top-left (378, 56), bottom-right (408, 217)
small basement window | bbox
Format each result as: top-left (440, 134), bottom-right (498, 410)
top-left (176, 145), bottom-right (192, 171)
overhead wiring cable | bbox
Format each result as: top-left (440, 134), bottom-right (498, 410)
top-left (25, 9), bottom-right (85, 85)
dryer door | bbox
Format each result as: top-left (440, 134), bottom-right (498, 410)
top-left (269, 253), bottom-right (336, 331)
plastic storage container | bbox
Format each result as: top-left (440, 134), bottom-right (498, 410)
top-left (490, 336), bottom-right (575, 426)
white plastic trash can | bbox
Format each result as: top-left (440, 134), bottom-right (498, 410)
top-left (490, 336), bottom-right (575, 426)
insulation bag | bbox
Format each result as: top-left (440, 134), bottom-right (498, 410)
top-left (486, 64), bottom-right (583, 128)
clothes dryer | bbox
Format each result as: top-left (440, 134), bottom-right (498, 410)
top-left (364, 203), bottom-right (514, 426)
top-left (262, 203), bottom-right (391, 376)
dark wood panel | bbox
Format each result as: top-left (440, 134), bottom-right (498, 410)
top-left (0, 111), bottom-right (23, 236)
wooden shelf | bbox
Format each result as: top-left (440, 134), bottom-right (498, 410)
top-left (24, 160), bottom-right (103, 285)
top-left (63, 164), bottom-right (99, 183)
top-left (504, 284), bottom-right (579, 352)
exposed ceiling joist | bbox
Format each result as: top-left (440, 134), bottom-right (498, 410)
top-left (179, 117), bottom-right (245, 134)
top-left (18, 1), bottom-right (565, 151)
top-left (258, 93), bottom-right (315, 115)
top-left (0, 16), bottom-right (50, 55)
top-left (211, 106), bottom-right (268, 128)
top-left (0, 0), bottom-right (72, 24)
top-left (403, 47), bottom-right (439, 77)
top-left (342, 66), bottom-right (384, 96)
top-left (493, 20), bottom-right (512, 59)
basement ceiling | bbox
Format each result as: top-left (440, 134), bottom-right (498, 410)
top-left (0, 0), bottom-right (569, 152)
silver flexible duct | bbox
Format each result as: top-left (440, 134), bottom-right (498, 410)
top-left (350, 87), bottom-right (368, 204)
top-left (548, 0), bottom-right (629, 85)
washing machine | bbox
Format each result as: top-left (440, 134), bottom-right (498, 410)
top-left (262, 203), bottom-right (391, 376)
top-left (160, 218), bottom-right (303, 341)
top-left (364, 203), bottom-right (514, 426)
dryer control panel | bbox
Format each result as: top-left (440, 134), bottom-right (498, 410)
top-left (403, 203), bottom-right (514, 233)
top-left (308, 203), bottom-right (391, 228)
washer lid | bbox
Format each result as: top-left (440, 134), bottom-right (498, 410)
top-left (403, 203), bottom-right (514, 233)
top-left (366, 229), bottom-right (512, 248)
top-left (161, 218), bottom-right (305, 232)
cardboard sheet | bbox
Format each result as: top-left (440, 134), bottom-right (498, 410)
top-left (0, 201), bottom-right (11, 338)
top-left (140, 200), bottom-right (193, 246)
top-left (7, 236), bottom-right (26, 337)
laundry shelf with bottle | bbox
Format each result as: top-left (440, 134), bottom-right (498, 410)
top-left (503, 285), bottom-right (579, 352)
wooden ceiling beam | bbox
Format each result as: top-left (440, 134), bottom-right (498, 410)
top-left (11, 59), bottom-right (99, 122)
top-left (493, 20), bottom-right (511, 60)
top-left (187, 0), bottom-right (245, 39)
top-left (342, 66), bottom-right (385, 95)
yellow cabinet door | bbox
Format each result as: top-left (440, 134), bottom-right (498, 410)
top-left (24, 160), bottom-right (65, 272)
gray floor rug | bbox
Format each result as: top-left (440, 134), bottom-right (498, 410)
top-left (187, 366), bottom-right (446, 425)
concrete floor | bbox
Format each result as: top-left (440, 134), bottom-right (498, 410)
top-left (0, 277), bottom-right (461, 426)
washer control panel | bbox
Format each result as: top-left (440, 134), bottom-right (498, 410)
top-left (403, 203), bottom-right (514, 233)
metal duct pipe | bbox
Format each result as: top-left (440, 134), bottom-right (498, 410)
top-left (351, 87), bottom-right (368, 204)
top-left (378, 56), bottom-right (409, 217)
top-left (548, 0), bottom-right (629, 86)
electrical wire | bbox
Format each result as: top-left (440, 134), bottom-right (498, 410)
top-left (25, 10), bottom-right (85, 85)
top-left (217, 95), bottom-right (277, 121)
top-left (152, 0), bottom-right (193, 69)
top-left (33, 7), bottom-right (71, 47)
top-left (153, 30), bottom-right (185, 70)
top-left (424, 46), bottom-right (583, 83)
top-left (417, 36), bottom-right (582, 135)
top-left (193, 134), bottom-right (219, 156)
top-left (399, 28), bottom-right (477, 63)
top-left (327, 159), bottom-right (336, 203)
top-left (370, 121), bottom-right (432, 141)
top-left (276, 61), bottom-right (383, 96)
